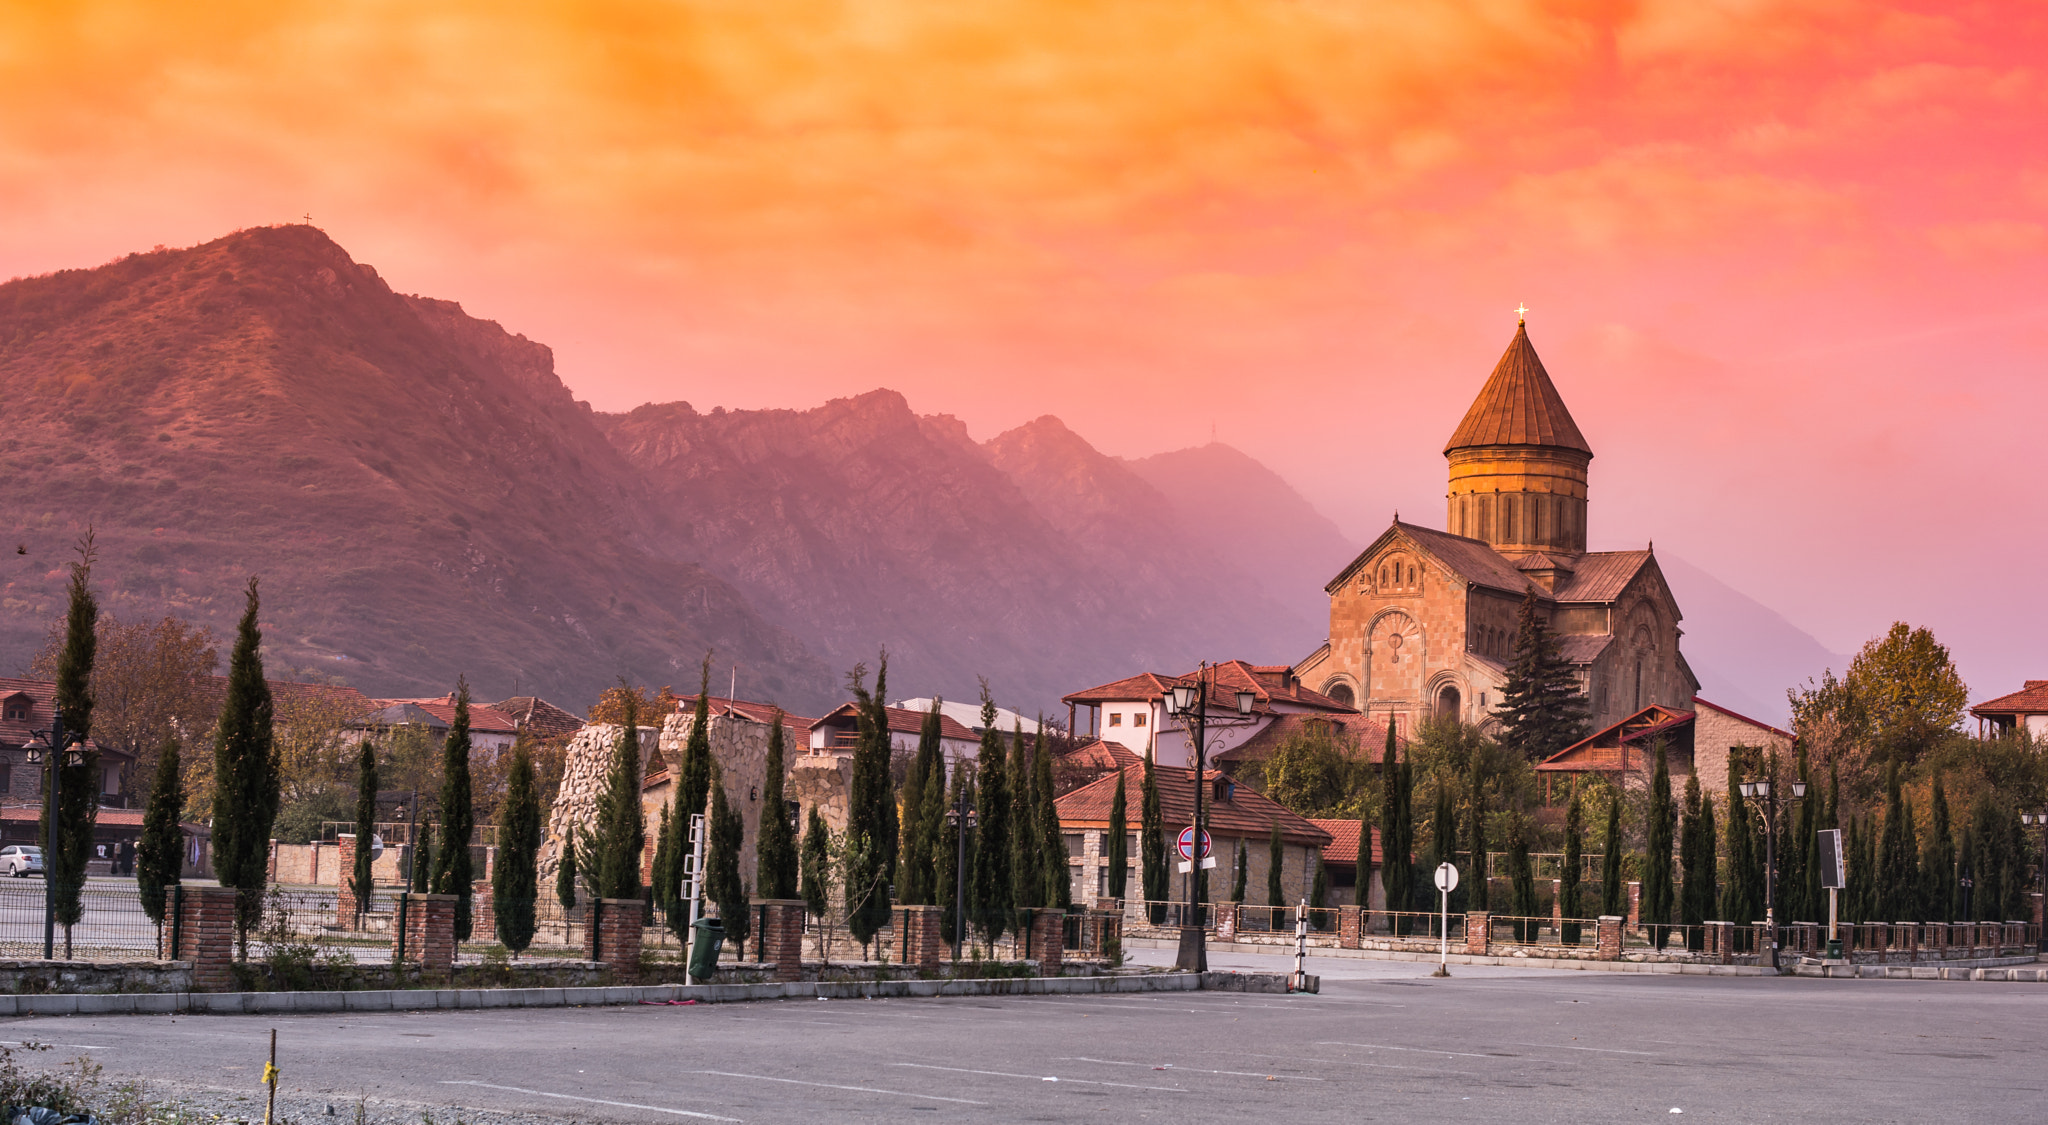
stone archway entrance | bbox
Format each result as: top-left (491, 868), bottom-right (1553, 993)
top-left (1435, 685), bottom-right (1462, 721)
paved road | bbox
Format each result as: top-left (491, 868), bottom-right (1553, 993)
top-left (12, 949), bottom-right (2047, 1124)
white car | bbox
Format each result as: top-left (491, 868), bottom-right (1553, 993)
top-left (0, 845), bottom-right (44, 877)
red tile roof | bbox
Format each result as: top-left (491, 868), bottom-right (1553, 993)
top-left (1062, 672), bottom-right (1179, 705)
top-left (1215, 712), bottom-right (1395, 765)
top-left (0, 677), bottom-right (127, 760)
top-left (1971, 680), bottom-right (2048, 717)
top-left (1309, 818), bottom-right (1384, 867)
top-left (1444, 323), bottom-right (1592, 455)
top-left (811, 702), bottom-right (977, 743)
top-left (489, 696), bottom-right (587, 740)
top-left (1054, 765), bottom-right (1331, 849)
top-left (1055, 739), bottom-right (1145, 773)
top-left (677, 695), bottom-right (816, 732)
top-left (1534, 704), bottom-right (1696, 773)
top-left (1064, 661), bottom-right (1353, 716)
top-left (372, 696), bottom-right (522, 735)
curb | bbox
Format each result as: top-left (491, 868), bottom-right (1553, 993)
top-left (0, 972), bottom-right (1204, 1016)
top-left (1126, 936), bottom-right (1775, 975)
top-left (1792, 958), bottom-right (2047, 981)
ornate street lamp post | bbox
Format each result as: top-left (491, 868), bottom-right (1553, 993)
top-left (2020, 811), bottom-right (2048, 952)
top-left (23, 710), bottom-right (89, 960)
top-left (945, 780), bottom-right (977, 959)
top-left (1738, 773), bottom-right (1807, 971)
top-left (1160, 665), bottom-right (1257, 973)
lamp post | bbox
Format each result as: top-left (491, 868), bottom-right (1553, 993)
top-left (945, 779), bottom-right (976, 959)
top-left (1738, 774), bottom-right (1807, 971)
top-left (1160, 664), bottom-right (1258, 973)
top-left (2021, 811), bottom-right (2048, 952)
top-left (23, 710), bottom-right (88, 961)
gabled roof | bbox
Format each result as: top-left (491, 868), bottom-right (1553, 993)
top-left (1064, 662), bottom-right (1353, 715)
top-left (1328, 520), bottom-right (1536, 598)
top-left (489, 696), bottom-right (586, 740)
top-left (1557, 634), bottom-right (1614, 666)
top-left (363, 696), bottom-right (521, 735)
top-left (1445, 323), bottom-right (1592, 456)
top-left (676, 694), bottom-right (816, 733)
top-left (1970, 680), bottom-right (2048, 718)
top-left (1534, 704), bottom-right (1696, 773)
top-left (1309, 819), bottom-right (1384, 867)
top-left (1062, 672), bottom-right (1179, 705)
top-left (1552, 551), bottom-right (1653, 604)
top-left (1054, 765), bottom-right (1332, 849)
top-left (0, 676), bottom-right (121, 759)
top-left (1691, 697), bottom-right (1794, 741)
top-left (1055, 739), bottom-right (1145, 773)
top-left (811, 702), bottom-right (978, 742)
top-left (1215, 712), bottom-right (1395, 766)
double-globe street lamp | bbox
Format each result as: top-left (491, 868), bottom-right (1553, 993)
top-left (1737, 773), bottom-right (1807, 971)
top-left (22, 707), bottom-right (90, 960)
top-left (2020, 810), bottom-right (2048, 952)
top-left (945, 777), bottom-right (977, 959)
top-left (1159, 666), bottom-right (1257, 973)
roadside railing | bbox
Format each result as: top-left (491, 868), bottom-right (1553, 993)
top-left (1487, 914), bottom-right (1600, 949)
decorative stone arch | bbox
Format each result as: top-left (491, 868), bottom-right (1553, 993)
top-left (1319, 675), bottom-right (1360, 711)
top-left (1425, 669), bottom-right (1465, 723)
top-left (1363, 607), bottom-right (1425, 706)
top-left (1622, 598), bottom-right (1662, 711)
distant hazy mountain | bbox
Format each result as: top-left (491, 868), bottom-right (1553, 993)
top-left (1658, 554), bottom-right (1849, 727)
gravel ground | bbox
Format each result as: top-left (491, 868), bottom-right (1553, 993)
top-left (125, 1082), bottom-right (581, 1125)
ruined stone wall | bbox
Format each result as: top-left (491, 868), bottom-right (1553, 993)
top-left (539, 723), bottom-right (656, 886)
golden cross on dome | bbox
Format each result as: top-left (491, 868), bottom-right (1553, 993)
top-left (1516, 303), bottom-right (1529, 325)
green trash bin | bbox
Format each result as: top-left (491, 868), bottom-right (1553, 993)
top-left (688, 917), bottom-right (725, 980)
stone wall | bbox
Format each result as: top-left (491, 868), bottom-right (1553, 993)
top-left (539, 723), bottom-right (658, 886)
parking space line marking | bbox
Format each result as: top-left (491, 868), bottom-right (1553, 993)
top-left (1316, 1040), bottom-right (1499, 1059)
top-left (891, 1062), bottom-right (1185, 1093)
top-left (441, 1080), bottom-right (739, 1121)
top-left (1057, 1057), bottom-right (1323, 1081)
top-left (1518, 1042), bottom-right (1656, 1055)
top-left (1228, 1050), bottom-right (1479, 1075)
top-left (690, 1070), bottom-right (984, 1105)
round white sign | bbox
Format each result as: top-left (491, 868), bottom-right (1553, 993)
top-left (1434, 861), bottom-right (1459, 893)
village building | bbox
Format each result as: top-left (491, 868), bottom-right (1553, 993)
top-left (489, 695), bottom-right (587, 742)
top-left (893, 697), bottom-right (1048, 737)
top-left (1293, 320), bottom-right (1697, 738)
top-left (1061, 660), bottom-right (1356, 769)
top-left (1532, 697), bottom-right (1795, 800)
top-left (356, 694), bottom-right (521, 753)
top-left (1308, 817), bottom-right (1384, 911)
top-left (1968, 680), bottom-right (2048, 738)
top-left (806, 701), bottom-right (980, 761)
top-left (0, 677), bottom-right (131, 811)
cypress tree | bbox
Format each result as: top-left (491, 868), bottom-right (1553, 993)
top-left (756, 711), bottom-right (799, 901)
top-left (843, 659), bottom-right (896, 946)
top-left (1266, 822), bottom-right (1285, 907)
top-left (412, 831), bottom-right (432, 893)
top-left (556, 834), bottom-right (579, 911)
top-left (1843, 815), bottom-right (1864, 922)
top-left (1353, 806), bottom-right (1372, 909)
top-left (1139, 751), bottom-right (1166, 926)
top-left (210, 577), bottom-right (277, 957)
top-left (1496, 589), bottom-right (1590, 761)
top-left (1559, 793), bottom-right (1583, 944)
top-left (1309, 853), bottom-right (1328, 922)
top-left (1600, 792), bottom-right (1625, 918)
top-left (917, 723), bottom-right (948, 910)
top-left (494, 732), bottom-right (541, 955)
top-left (1035, 728), bottom-right (1067, 909)
top-left (348, 742), bottom-right (378, 928)
top-left (800, 806), bottom-right (830, 918)
top-left (706, 775), bottom-right (749, 947)
top-left (1231, 839), bottom-right (1247, 903)
top-left (1009, 724), bottom-right (1041, 911)
top-left (1876, 761), bottom-right (1916, 922)
top-left (591, 693), bottom-right (646, 901)
top-left (1379, 727), bottom-right (1412, 934)
top-left (1106, 768), bottom-right (1129, 900)
top-left (651, 799), bottom-right (677, 927)
top-left (45, 546), bottom-right (99, 956)
top-left (1641, 741), bottom-right (1676, 948)
top-left (1923, 776), bottom-right (1955, 924)
top-left (1466, 756), bottom-right (1489, 911)
top-left (1679, 774), bottom-right (1705, 947)
top-left (1508, 818), bottom-right (1537, 942)
top-left (136, 733), bottom-right (184, 927)
top-left (1430, 779), bottom-right (1460, 915)
top-left (680, 660), bottom-right (715, 821)
top-left (1784, 749), bottom-right (1815, 925)
top-left (899, 702), bottom-right (942, 905)
top-left (971, 688), bottom-right (1014, 940)
top-left (1722, 753), bottom-right (1759, 946)
top-left (432, 677), bottom-right (477, 942)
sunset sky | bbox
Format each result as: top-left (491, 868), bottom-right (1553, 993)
top-left (4, 1), bottom-right (2044, 702)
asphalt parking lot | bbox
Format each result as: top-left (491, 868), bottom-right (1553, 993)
top-left (10, 949), bottom-right (2046, 1124)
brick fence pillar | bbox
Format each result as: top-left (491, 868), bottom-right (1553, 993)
top-left (1627, 882), bottom-right (1642, 931)
top-left (894, 905), bottom-right (943, 970)
top-left (755, 899), bottom-right (807, 982)
top-left (1705, 921), bottom-right (1731, 963)
top-left (392, 892), bottom-right (457, 972)
top-left (1025, 909), bottom-right (1065, 976)
top-left (1338, 905), bottom-right (1362, 949)
top-left (1595, 915), bottom-right (1622, 961)
top-left (1551, 879), bottom-right (1563, 933)
top-left (1215, 903), bottom-right (1238, 940)
top-left (472, 880), bottom-right (495, 944)
top-left (1465, 912), bottom-right (1490, 957)
top-left (267, 838), bottom-right (280, 883)
top-left (160, 885), bottom-right (239, 992)
top-left (589, 898), bottom-right (645, 980)
top-left (334, 834), bottom-right (361, 927)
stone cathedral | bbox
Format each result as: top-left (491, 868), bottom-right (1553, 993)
top-left (1293, 319), bottom-right (1696, 736)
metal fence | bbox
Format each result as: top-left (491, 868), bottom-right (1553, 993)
top-left (0, 879), bottom-right (159, 959)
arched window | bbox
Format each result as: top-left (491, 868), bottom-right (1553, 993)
top-left (1436, 685), bottom-right (1462, 720)
top-left (1325, 682), bottom-right (1355, 709)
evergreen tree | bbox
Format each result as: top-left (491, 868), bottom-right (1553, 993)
top-left (1034, 729), bottom-right (1067, 908)
top-left (1496, 590), bottom-right (1590, 761)
top-left (1641, 741), bottom-right (1676, 948)
top-left (1466, 756), bottom-right (1489, 911)
top-left (1508, 818), bottom-right (1537, 942)
top-left (591, 693), bottom-right (646, 901)
top-left (756, 711), bottom-right (799, 901)
top-left (1679, 775), bottom-right (1704, 947)
top-left (555, 834), bottom-right (579, 911)
top-left (348, 742), bottom-right (378, 928)
top-left (651, 798), bottom-right (677, 927)
top-left (1600, 792), bottom-right (1625, 918)
top-left (916, 721), bottom-right (948, 910)
top-left (937, 767), bottom-right (971, 948)
top-left (843, 660), bottom-right (897, 947)
top-left (1559, 793), bottom-right (1583, 944)
top-left (45, 545), bottom-right (100, 956)
top-left (136, 733), bottom-right (184, 927)
top-left (1722, 753), bottom-right (1760, 946)
top-left (972, 687), bottom-right (1015, 940)
top-left (1785, 749), bottom-right (1815, 925)
top-left (1353, 805), bottom-right (1373, 909)
top-left (800, 806), bottom-right (831, 918)
top-left (1139, 751), bottom-right (1166, 926)
top-left (1430, 779), bottom-right (1460, 915)
top-left (1231, 839), bottom-right (1247, 903)
top-left (209, 578), bottom-right (277, 956)
top-left (412, 831), bottom-right (432, 893)
top-left (1922, 776), bottom-right (1955, 924)
top-left (493, 732), bottom-right (542, 955)
top-left (1009, 724), bottom-right (1041, 911)
top-left (432, 677), bottom-right (477, 941)
top-left (706, 775), bottom-right (749, 947)
top-left (899, 701), bottom-right (943, 905)
top-left (679, 659), bottom-right (715, 828)
top-left (1266, 823), bottom-right (1285, 907)
top-left (1876, 761), bottom-right (1918, 922)
top-left (1843, 815), bottom-right (1865, 922)
top-left (1309, 853), bottom-right (1328, 922)
top-left (1379, 727), bottom-right (1413, 935)
top-left (1106, 768), bottom-right (1129, 900)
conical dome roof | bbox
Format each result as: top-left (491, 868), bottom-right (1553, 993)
top-left (1443, 324), bottom-right (1592, 456)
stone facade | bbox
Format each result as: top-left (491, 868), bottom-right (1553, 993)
top-left (538, 723), bottom-right (658, 887)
